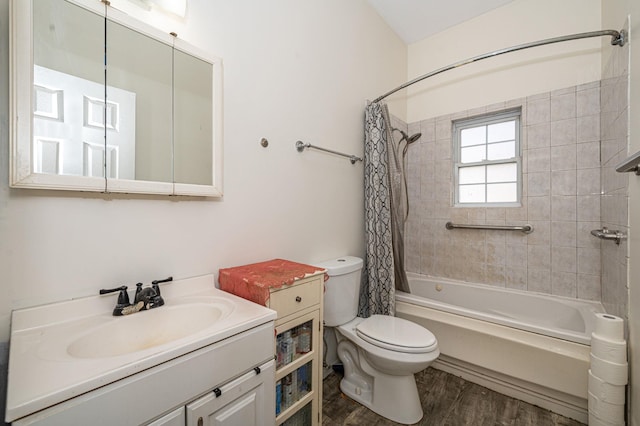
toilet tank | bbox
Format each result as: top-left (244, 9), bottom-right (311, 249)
top-left (315, 256), bottom-right (363, 327)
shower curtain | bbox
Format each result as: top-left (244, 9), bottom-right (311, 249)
top-left (359, 102), bottom-right (410, 318)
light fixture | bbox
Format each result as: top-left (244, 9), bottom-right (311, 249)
top-left (124, 0), bottom-right (186, 18)
top-left (148, 0), bottom-right (186, 18)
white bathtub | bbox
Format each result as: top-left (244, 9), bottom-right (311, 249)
top-left (398, 273), bottom-right (603, 345)
top-left (395, 273), bottom-right (605, 423)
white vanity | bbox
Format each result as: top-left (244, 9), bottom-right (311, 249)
top-left (5, 275), bottom-right (277, 425)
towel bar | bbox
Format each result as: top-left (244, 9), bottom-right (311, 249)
top-left (295, 141), bottom-right (363, 164)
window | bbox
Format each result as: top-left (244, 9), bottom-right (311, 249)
top-left (453, 109), bottom-right (521, 206)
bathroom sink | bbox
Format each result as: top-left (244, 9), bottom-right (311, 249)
top-left (6, 275), bottom-right (277, 423)
top-left (67, 301), bottom-right (232, 358)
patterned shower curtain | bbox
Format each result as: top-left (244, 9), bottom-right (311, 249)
top-left (359, 102), bottom-right (410, 318)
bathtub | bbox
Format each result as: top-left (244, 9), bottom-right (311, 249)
top-left (395, 273), bottom-right (605, 423)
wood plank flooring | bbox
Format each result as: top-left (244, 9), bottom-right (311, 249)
top-left (322, 368), bottom-right (585, 426)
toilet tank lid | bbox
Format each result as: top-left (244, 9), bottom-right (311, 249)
top-left (314, 256), bottom-right (363, 276)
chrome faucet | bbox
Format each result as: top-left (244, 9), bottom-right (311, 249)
top-left (100, 276), bottom-right (172, 316)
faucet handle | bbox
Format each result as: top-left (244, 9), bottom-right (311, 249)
top-left (99, 285), bottom-right (127, 295)
top-left (151, 276), bottom-right (173, 287)
top-left (151, 276), bottom-right (172, 296)
top-left (99, 286), bottom-right (130, 306)
top-left (151, 277), bottom-right (171, 307)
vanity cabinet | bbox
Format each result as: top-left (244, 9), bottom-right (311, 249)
top-left (219, 259), bottom-right (325, 426)
top-left (149, 358), bottom-right (274, 426)
top-left (148, 407), bottom-right (185, 426)
top-left (145, 361), bottom-right (274, 426)
top-left (185, 362), bottom-right (273, 426)
top-left (12, 326), bottom-right (275, 426)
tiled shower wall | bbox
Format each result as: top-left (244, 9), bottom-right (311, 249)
top-left (600, 22), bottom-right (630, 319)
top-left (403, 83), bottom-right (604, 300)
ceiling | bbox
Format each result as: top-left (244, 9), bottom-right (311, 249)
top-left (367, 0), bottom-right (517, 44)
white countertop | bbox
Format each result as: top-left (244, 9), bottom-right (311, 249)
top-left (5, 274), bottom-right (276, 423)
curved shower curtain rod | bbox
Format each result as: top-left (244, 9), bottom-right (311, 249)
top-left (372, 29), bottom-right (627, 104)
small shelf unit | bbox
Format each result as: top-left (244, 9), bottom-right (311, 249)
top-left (219, 260), bottom-right (325, 426)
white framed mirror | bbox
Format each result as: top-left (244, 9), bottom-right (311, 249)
top-left (10, 0), bottom-right (223, 197)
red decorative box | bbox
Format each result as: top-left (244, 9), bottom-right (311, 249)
top-left (219, 259), bottom-right (326, 306)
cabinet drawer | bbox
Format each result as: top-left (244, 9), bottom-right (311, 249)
top-left (186, 360), bottom-right (275, 426)
top-left (269, 280), bottom-right (320, 318)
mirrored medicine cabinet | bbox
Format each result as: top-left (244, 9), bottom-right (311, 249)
top-left (10, 0), bottom-right (223, 196)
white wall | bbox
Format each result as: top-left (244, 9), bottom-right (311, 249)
top-left (0, 0), bottom-right (406, 345)
top-left (404, 0), bottom-right (602, 122)
top-left (602, 1), bottom-right (640, 424)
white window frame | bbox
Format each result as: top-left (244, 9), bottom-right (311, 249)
top-left (453, 108), bottom-right (522, 207)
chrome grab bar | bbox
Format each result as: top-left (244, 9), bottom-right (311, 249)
top-left (591, 227), bottom-right (627, 245)
top-left (295, 141), bottom-right (363, 164)
top-left (445, 221), bottom-right (533, 234)
top-left (615, 149), bottom-right (640, 175)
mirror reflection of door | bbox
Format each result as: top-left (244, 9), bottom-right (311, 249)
top-left (33, 0), bottom-right (103, 178)
top-left (33, 0), bottom-right (170, 183)
top-left (33, 65), bottom-right (136, 179)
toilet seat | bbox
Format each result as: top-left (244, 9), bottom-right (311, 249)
top-left (356, 315), bottom-right (437, 354)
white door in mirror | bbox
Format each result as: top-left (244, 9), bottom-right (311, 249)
top-left (34, 65), bottom-right (136, 180)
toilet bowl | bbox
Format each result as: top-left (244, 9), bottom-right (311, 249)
top-left (316, 256), bottom-right (439, 424)
top-left (335, 316), bottom-right (439, 424)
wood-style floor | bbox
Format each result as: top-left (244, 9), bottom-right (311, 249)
top-left (322, 368), bottom-right (585, 426)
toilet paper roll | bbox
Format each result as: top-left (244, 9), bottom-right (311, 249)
top-left (589, 412), bottom-right (625, 426)
top-left (588, 391), bottom-right (625, 423)
top-left (591, 333), bottom-right (627, 363)
top-left (588, 369), bottom-right (626, 404)
top-left (590, 353), bottom-right (628, 386)
top-left (594, 313), bottom-right (625, 341)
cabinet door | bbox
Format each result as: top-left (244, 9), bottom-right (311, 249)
top-left (104, 8), bottom-right (174, 193)
top-left (275, 311), bottom-right (320, 425)
top-left (186, 361), bottom-right (275, 426)
top-left (14, 0), bottom-right (106, 190)
top-left (147, 407), bottom-right (185, 426)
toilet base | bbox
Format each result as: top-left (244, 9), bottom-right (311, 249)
top-left (337, 339), bottom-right (424, 424)
top-left (339, 369), bottom-right (423, 424)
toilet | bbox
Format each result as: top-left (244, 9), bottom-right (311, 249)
top-left (317, 256), bottom-right (439, 425)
